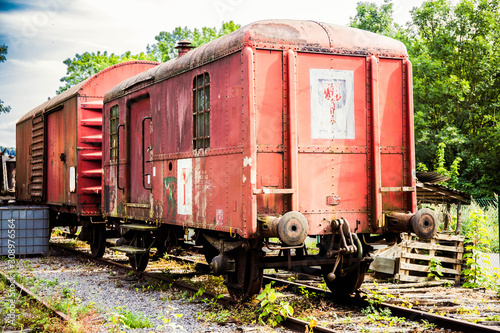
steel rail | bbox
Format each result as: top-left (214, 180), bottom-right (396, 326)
top-left (264, 274), bottom-right (500, 333)
top-left (50, 243), bottom-right (338, 332)
top-left (0, 269), bottom-right (70, 322)
top-left (77, 247), bottom-right (500, 333)
top-left (57, 243), bottom-right (500, 332)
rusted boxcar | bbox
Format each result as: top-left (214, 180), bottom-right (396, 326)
top-left (16, 60), bottom-right (158, 257)
top-left (102, 20), bottom-right (436, 298)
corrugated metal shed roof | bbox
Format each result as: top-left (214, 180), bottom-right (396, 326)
top-left (416, 171), bottom-right (451, 184)
top-left (416, 182), bottom-right (471, 205)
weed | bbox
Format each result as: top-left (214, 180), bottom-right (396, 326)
top-left (256, 282), bottom-right (294, 327)
top-left (189, 286), bottom-right (205, 302)
top-left (107, 306), bottom-right (153, 330)
top-left (428, 258), bottom-right (444, 280)
top-left (462, 209), bottom-right (492, 288)
top-left (421, 319), bottom-right (437, 330)
top-left (157, 314), bottom-right (185, 331)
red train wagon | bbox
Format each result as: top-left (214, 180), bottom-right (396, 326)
top-left (16, 60), bottom-right (158, 257)
top-left (102, 20), bottom-right (436, 298)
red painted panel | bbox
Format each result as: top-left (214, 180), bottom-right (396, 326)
top-left (296, 54), bottom-right (368, 147)
top-left (15, 119), bottom-right (32, 201)
top-left (46, 111), bottom-right (64, 204)
top-left (294, 53), bottom-right (370, 232)
top-left (255, 51), bottom-right (283, 146)
top-left (379, 59), bottom-right (407, 212)
top-left (45, 98), bottom-right (77, 209)
top-left (254, 50), bottom-right (286, 215)
top-left (379, 59), bottom-right (404, 148)
top-left (128, 97), bottom-right (151, 204)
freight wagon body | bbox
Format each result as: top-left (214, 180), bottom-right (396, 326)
top-left (16, 61), bottom-right (158, 257)
top-left (103, 20), bottom-right (436, 298)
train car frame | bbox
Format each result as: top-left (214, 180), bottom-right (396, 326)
top-left (16, 60), bottom-right (159, 257)
top-left (102, 20), bottom-right (437, 299)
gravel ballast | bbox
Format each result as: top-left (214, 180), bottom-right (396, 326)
top-left (1, 247), bottom-right (292, 332)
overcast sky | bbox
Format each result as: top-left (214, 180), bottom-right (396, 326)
top-left (0, 0), bottom-right (423, 148)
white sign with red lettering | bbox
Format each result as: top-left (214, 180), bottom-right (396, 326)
top-left (177, 158), bottom-right (193, 215)
top-left (310, 69), bottom-right (355, 140)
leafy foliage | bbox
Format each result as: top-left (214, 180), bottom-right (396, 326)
top-left (0, 44), bottom-right (6, 63)
top-left (57, 22), bottom-right (240, 95)
top-left (256, 283), bottom-right (293, 327)
top-left (57, 51), bottom-right (152, 94)
top-left (409, 0), bottom-right (500, 197)
top-left (352, 0), bottom-right (500, 196)
top-left (0, 44), bottom-right (11, 114)
top-left (428, 257), bottom-right (444, 280)
top-left (349, 0), bottom-right (400, 37)
top-left (462, 209), bottom-right (491, 288)
top-left (146, 21), bottom-right (240, 62)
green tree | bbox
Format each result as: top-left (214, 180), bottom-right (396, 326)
top-left (409, 0), bottom-right (500, 196)
top-left (0, 44), bottom-right (11, 114)
top-left (349, 1), bottom-right (400, 37)
top-left (57, 51), bottom-right (151, 94)
top-left (147, 21), bottom-right (240, 62)
top-left (57, 22), bottom-right (240, 94)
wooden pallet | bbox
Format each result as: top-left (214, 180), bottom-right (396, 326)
top-left (395, 233), bottom-right (465, 285)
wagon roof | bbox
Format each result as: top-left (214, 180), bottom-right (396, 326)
top-left (16, 60), bottom-right (158, 125)
top-left (105, 19), bottom-right (407, 102)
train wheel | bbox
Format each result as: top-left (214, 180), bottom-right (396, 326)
top-left (321, 261), bottom-right (368, 299)
top-left (203, 242), bottom-right (218, 265)
top-left (90, 224), bottom-right (106, 258)
top-left (226, 246), bottom-right (263, 301)
top-left (128, 233), bottom-right (149, 271)
top-left (69, 225), bottom-right (78, 236)
top-left (165, 226), bottom-right (185, 254)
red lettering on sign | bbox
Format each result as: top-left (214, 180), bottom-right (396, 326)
top-left (322, 81), bottom-right (343, 124)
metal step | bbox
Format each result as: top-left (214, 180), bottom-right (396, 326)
top-left (81, 186), bottom-right (102, 195)
top-left (82, 134), bottom-right (102, 144)
top-left (81, 151), bottom-right (102, 160)
top-left (81, 118), bottom-right (102, 126)
top-left (109, 245), bottom-right (148, 255)
top-left (82, 169), bottom-right (102, 178)
top-left (120, 224), bottom-right (159, 231)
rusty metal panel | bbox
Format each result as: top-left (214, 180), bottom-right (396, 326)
top-left (254, 50), bottom-right (286, 216)
top-left (128, 96), bottom-right (151, 205)
top-left (294, 52), bottom-right (370, 233)
top-left (16, 61), bottom-right (158, 219)
top-left (45, 97), bottom-right (78, 210)
top-left (101, 21), bottom-right (416, 241)
top-left (46, 110), bottom-right (65, 204)
top-left (29, 112), bottom-right (45, 201)
top-left (15, 117), bottom-right (33, 202)
top-left (378, 58), bottom-right (410, 213)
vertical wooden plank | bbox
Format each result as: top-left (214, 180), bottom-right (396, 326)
top-left (456, 202), bottom-right (463, 234)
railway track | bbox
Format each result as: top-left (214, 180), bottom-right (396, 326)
top-left (49, 238), bottom-right (500, 333)
top-left (165, 252), bottom-right (500, 333)
top-left (50, 242), bottom-right (331, 332)
top-left (0, 269), bottom-right (70, 322)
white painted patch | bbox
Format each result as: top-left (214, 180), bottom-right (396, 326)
top-left (177, 159), bottom-right (193, 215)
top-left (153, 166), bottom-right (156, 177)
top-left (310, 69), bottom-right (355, 139)
top-left (243, 156), bottom-right (252, 167)
top-left (147, 175), bottom-right (150, 185)
top-left (216, 209), bottom-right (223, 226)
top-left (69, 167), bottom-right (76, 193)
top-left (251, 169), bottom-right (257, 185)
top-left (242, 175), bottom-right (247, 183)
